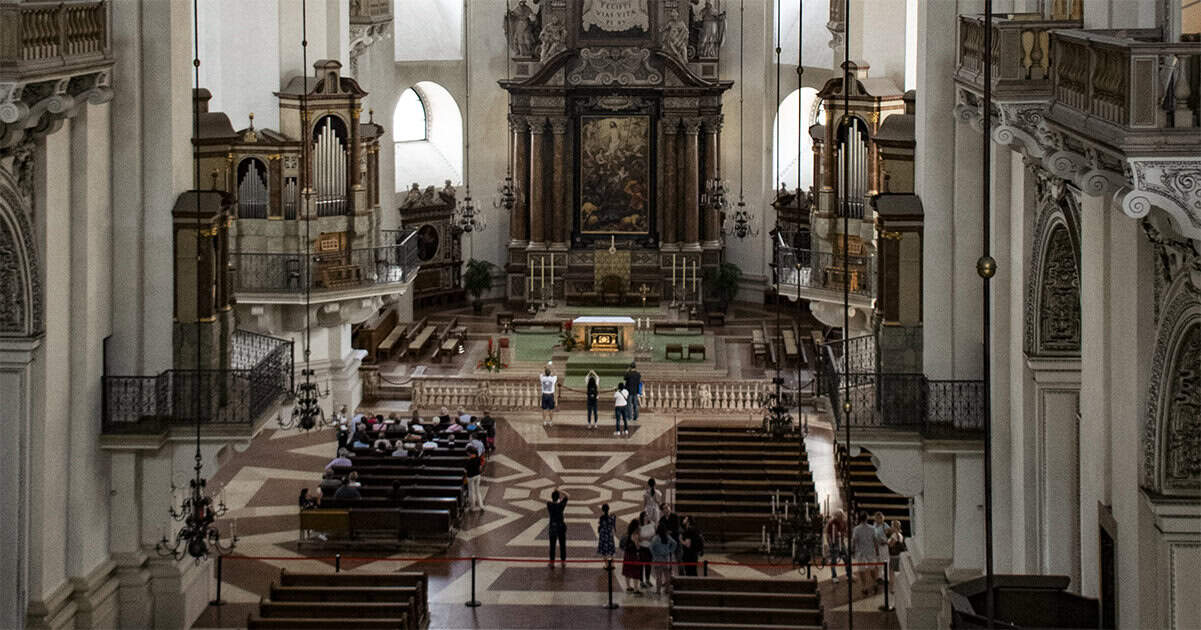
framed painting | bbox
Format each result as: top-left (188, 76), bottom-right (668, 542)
top-left (578, 115), bottom-right (651, 235)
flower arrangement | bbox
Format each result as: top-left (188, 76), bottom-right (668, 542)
top-left (478, 337), bottom-right (507, 372)
top-left (559, 320), bottom-right (578, 352)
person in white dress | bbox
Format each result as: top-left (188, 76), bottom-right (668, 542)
top-left (643, 478), bottom-right (663, 526)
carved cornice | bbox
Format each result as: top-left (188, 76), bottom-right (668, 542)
top-left (567, 47), bottom-right (662, 87)
top-left (955, 88), bottom-right (1201, 241)
top-left (0, 70), bottom-right (113, 153)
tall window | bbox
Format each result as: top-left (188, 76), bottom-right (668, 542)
top-left (394, 88), bottom-right (428, 142)
top-left (773, 88), bottom-right (824, 193)
top-left (393, 81), bottom-right (463, 192)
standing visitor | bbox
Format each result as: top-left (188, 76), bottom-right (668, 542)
top-left (650, 524), bottom-right (678, 596)
top-left (585, 370), bottom-right (600, 430)
top-left (621, 520), bottom-right (643, 593)
top-left (826, 509), bottom-right (848, 583)
top-left (546, 488), bottom-right (570, 567)
top-left (466, 446), bottom-right (485, 512)
top-left (679, 515), bottom-right (704, 576)
top-left (872, 511), bottom-right (889, 582)
top-left (637, 511), bottom-right (656, 587)
top-left (596, 503), bottom-right (617, 561)
top-left (851, 511), bottom-right (879, 583)
top-left (643, 478), bottom-right (663, 525)
top-left (540, 363), bottom-right (558, 427)
top-left (613, 380), bottom-right (630, 436)
top-left (625, 363), bottom-right (642, 422)
top-left (886, 519), bottom-right (905, 586)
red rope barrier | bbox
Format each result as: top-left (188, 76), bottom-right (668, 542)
top-left (221, 554), bottom-right (888, 570)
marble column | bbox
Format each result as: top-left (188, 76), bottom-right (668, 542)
top-left (549, 117), bottom-right (569, 247)
top-left (527, 117), bottom-right (546, 245)
top-left (661, 118), bottom-right (679, 245)
top-left (702, 116), bottom-right (721, 243)
top-left (682, 117), bottom-right (702, 246)
top-left (509, 115), bottom-right (529, 245)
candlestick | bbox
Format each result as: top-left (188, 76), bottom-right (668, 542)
top-left (692, 261), bottom-right (698, 294)
top-left (761, 525), bottom-right (766, 548)
top-left (550, 254), bottom-right (554, 281)
top-left (540, 256), bottom-right (545, 292)
top-left (672, 254), bottom-right (677, 287)
top-left (792, 540), bottom-right (796, 560)
top-left (232, 517), bottom-right (237, 539)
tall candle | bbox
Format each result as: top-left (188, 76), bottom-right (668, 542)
top-left (672, 254), bottom-right (677, 286)
top-left (540, 256), bottom-right (545, 290)
top-left (692, 261), bottom-right (698, 293)
top-left (550, 254), bottom-right (554, 282)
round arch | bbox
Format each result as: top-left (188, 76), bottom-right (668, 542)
top-left (393, 81), bottom-right (463, 192)
top-left (772, 87), bottom-right (824, 192)
top-left (0, 164), bottom-right (42, 337)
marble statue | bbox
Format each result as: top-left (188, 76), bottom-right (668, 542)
top-left (504, 0), bottom-right (538, 58)
top-left (402, 182), bottom-right (422, 208)
top-left (539, 14), bottom-right (567, 62)
top-left (439, 179), bottom-right (457, 202)
top-left (696, 0), bottom-right (726, 58)
top-left (660, 8), bottom-right (689, 65)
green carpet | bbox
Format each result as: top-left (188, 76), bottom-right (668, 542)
top-left (510, 331), bottom-right (707, 374)
top-left (511, 331), bottom-right (559, 363)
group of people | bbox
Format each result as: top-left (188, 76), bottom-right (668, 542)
top-left (539, 361), bottom-right (643, 437)
top-left (546, 478), bottom-right (704, 597)
top-left (824, 509), bottom-right (906, 585)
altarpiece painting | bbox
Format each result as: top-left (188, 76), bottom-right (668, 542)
top-left (579, 115), bottom-right (651, 235)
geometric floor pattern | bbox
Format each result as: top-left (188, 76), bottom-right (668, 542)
top-left (192, 409), bottom-right (856, 629)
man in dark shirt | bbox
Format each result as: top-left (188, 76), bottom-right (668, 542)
top-left (333, 477), bottom-right (361, 501)
top-left (624, 363), bottom-right (642, 422)
top-left (546, 489), bottom-right (570, 567)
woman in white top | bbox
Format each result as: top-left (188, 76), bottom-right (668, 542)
top-left (643, 478), bottom-right (663, 525)
top-left (540, 363), bottom-right (558, 427)
top-left (613, 381), bottom-right (630, 436)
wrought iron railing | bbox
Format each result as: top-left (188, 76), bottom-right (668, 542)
top-left (102, 331), bottom-right (293, 434)
top-left (231, 231), bottom-right (418, 294)
top-left (820, 345), bottom-right (984, 437)
top-left (0, 1), bottom-right (109, 75)
top-left (776, 243), bottom-right (875, 300)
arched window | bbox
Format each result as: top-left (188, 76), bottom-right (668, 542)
top-left (394, 0), bottom-right (463, 61)
top-left (394, 81), bottom-right (463, 193)
top-left (772, 87), bottom-right (824, 192)
top-left (393, 88), bottom-right (427, 142)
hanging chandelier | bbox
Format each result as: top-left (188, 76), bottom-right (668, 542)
top-left (722, 0), bottom-right (758, 240)
top-left (278, 0), bottom-right (331, 432)
top-left (454, 0), bottom-right (486, 237)
top-left (157, 0), bottom-right (237, 561)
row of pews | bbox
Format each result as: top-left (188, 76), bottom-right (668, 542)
top-left (248, 570), bottom-right (429, 630)
top-left (753, 323), bottom-right (820, 369)
top-left (355, 311), bottom-right (465, 364)
top-left (669, 576), bottom-right (824, 630)
top-left (838, 445), bottom-right (911, 536)
top-left (674, 426), bottom-right (817, 546)
top-left (300, 437), bottom-right (470, 545)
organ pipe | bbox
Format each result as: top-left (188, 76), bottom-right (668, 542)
top-left (313, 116), bottom-right (349, 216)
top-left (237, 160), bottom-right (269, 219)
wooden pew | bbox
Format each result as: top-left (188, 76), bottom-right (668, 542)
top-left (380, 316), bottom-right (425, 362)
top-left (670, 576), bottom-right (823, 630)
top-left (750, 329), bottom-right (768, 365)
top-left (782, 327), bottom-right (800, 364)
top-left (355, 307), bottom-right (398, 363)
top-left (403, 322), bottom-right (438, 359)
top-left (430, 317), bottom-right (463, 363)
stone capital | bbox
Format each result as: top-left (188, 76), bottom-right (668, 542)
top-left (662, 117), bottom-right (682, 135)
top-left (527, 117), bottom-right (547, 135)
top-left (548, 117), bottom-right (570, 135)
top-left (682, 117), bottom-right (703, 135)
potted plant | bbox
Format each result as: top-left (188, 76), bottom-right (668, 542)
top-left (463, 258), bottom-right (494, 314)
top-left (706, 262), bottom-right (742, 309)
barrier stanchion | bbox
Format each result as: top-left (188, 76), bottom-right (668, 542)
top-left (703, 559), bottom-right (709, 576)
top-left (880, 561), bottom-right (891, 612)
top-left (465, 556), bottom-right (481, 607)
top-left (335, 553), bottom-right (342, 573)
top-left (209, 555), bottom-right (225, 606)
top-left (604, 558), bottom-right (619, 610)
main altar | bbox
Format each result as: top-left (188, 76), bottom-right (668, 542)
top-left (572, 315), bottom-right (636, 351)
top-left (499, 0), bottom-right (731, 310)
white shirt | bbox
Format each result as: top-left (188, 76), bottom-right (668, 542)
top-left (614, 388), bottom-right (629, 407)
top-left (540, 374), bottom-right (558, 394)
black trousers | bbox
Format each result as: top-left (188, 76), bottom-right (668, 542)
top-left (549, 526), bottom-right (567, 562)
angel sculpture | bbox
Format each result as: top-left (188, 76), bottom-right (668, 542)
top-left (402, 182), bottom-right (422, 208)
top-left (539, 14), bottom-right (567, 62)
top-left (696, 0), bottom-right (726, 58)
top-left (503, 0), bottom-right (538, 58)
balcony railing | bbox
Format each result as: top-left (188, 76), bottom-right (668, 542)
top-left (102, 330), bottom-right (293, 434)
top-left (350, 0), bottom-right (391, 24)
top-left (776, 243), bottom-right (875, 301)
top-left (1050, 29), bottom-right (1201, 130)
top-left (0, 0), bottom-right (110, 78)
top-left (820, 345), bottom-right (984, 437)
top-left (957, 13), bottom-right (1083, 96)
top-left (231, 231), bottom-right (419, 295)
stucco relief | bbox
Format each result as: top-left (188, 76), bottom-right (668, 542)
top-left (1164, 325), bottom-right (1201, 491)
top-left (0, 161), bottom-right (41, 336)
top-left (568, 48), bottom-right (662, 86)
top-left (1025, 168), bottom-right (1082, 357)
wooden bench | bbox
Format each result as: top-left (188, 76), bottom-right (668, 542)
top-left (665, 343), bottom-right (684, 360)
top-left (670, 576), bottom-right (823, 630)
top-left (274, 571), bottom-right (429, 629)
top-left (355, 307), bottom-right (398, 363)
top-left (430, 317), bottom-right (463, 363)
top-left (653, 320), bottom-right (705, 335)
top-left (268, 584), bottom-right (422, 630)
top-left (380, 316), bottom-right (425, 362)
top-left (751, 329), bottom-right (768, 364)
top-left (782, 328), bottom-right (799, 363)
top-left (706, 310), bottom-right (726, 327)
top-left (687, 343), bottom-right (706, 360)
top-left (405, 323), bottom-right (437, 359)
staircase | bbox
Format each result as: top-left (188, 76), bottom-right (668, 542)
top-left (670, 576), bottom-right (824, 630)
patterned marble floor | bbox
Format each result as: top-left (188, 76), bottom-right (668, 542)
top-left (191, 409), bottom-right (851, 630)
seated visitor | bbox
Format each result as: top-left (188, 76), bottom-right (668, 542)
top-left (372, 435), bottom-right (392, 451)
top-left (317, 473), bottom-right (342, 500)
top-left (333, 477), bottom-right (361, 500)
top-left (468, 432), bottom-right (485, 458)
top-left (422, 437), bottom-right (439, 450)
top-left (436, 406), bottom-right (452, 426)
top-left (347, 471), bottom-right (362, 488)
top-left (480, 412), bottom-right (496, 451)
top-left (325, 448), bottom-right (352, 472)
top-left (297, 487), bottom-right (317, 510)
top-left (391, 441), bottom-right (412, 457)
top-left (336, 423), bottom-right (350, 451)
top-left (350, 428), bottom-right (372, 449)
top-left (458, 409), bottom-right (473, 425)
